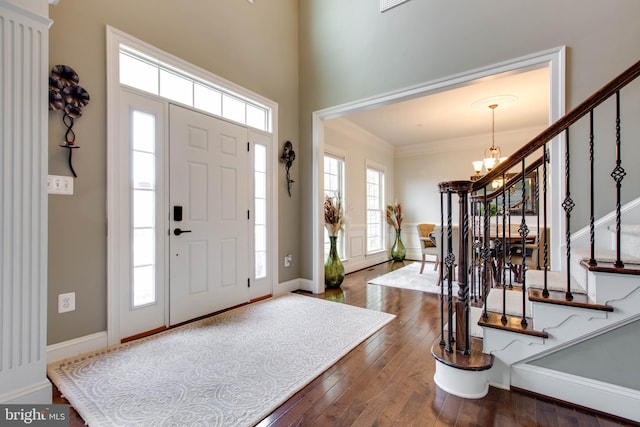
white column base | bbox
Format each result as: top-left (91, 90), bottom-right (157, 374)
top-left (434, 359), bottom-right (490, 399)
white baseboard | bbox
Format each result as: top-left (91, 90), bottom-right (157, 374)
top-left (47, 331), bottom-right (108, 363)
top-left (511, 364), bottom-right (640, 423)
top-left (0, 380), bottom-right (52, 404)
top-left (275, 278), bottom-right (308, 294)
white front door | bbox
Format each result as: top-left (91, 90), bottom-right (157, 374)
top-left (169, 104), bottom-right (249, 325)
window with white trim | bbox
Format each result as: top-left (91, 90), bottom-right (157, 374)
top-left (254, 143), bottom-right (267, 279)
top-left (366, 167), bottom-right (385, 253)
top-left (324, 154), bottom-right (345, 259)
top-left (119, 45), bottom-right (271, 132)
top-left (131, 110), bottom-right (157, 307)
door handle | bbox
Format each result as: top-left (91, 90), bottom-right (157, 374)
top-left (173, 228), bottom-right (192, 236)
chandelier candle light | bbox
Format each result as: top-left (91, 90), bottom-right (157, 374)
top-left (472, 103), bottom-right (508, 179)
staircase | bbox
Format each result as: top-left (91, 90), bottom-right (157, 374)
top-left (431, 59), bottom-right (640, 424)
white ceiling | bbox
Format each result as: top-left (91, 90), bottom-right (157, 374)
top-left (341, 66), bottom-right (550, 148)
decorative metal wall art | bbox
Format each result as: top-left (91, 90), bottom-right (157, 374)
top-left (49, 65), bottom-right (90, 177)
top-left (280, 140), bottom-right (296, 197)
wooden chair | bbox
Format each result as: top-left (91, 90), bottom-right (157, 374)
top-left (417, 224), bottom-right (438, 274)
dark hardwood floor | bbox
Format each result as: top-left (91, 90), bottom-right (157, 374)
top-left (52, 261), bottom-right (634, 426)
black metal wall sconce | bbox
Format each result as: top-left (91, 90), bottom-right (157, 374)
top-left (49, 65), bottom-right (90, 177)
top-left (280, 140), bottom-right (295, 197)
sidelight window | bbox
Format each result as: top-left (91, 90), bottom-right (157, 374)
top-left (131, 110), bottom-right (157, 307)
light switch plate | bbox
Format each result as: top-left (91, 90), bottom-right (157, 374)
top-left (48, 175), bottom-right (73, 195)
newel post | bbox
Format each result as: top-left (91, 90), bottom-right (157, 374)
top-left (439, 180), bottom-right (473, 355)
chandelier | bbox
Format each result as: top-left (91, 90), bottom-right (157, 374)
top-left (472, 103), bottom-right (506, 178)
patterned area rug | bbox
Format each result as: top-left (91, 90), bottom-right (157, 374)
top-left (48, 293), bottom-right (395, 427)
top-left (368, 262), bottom-right (460, 295)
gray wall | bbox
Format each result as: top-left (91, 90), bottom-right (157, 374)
top-left (47, 0), bottom-right (640, 345)
top-left (298, 0), bottom-right (640, 279)
top-left (47, 0), bottom-right (299, 344)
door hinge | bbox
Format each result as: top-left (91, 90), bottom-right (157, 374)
top-left (247, 278), bottom-right (251, 288)
top-left (247, 142), bottom-right (250, 152)
top-left (247, 210), bottom-right (250, 220)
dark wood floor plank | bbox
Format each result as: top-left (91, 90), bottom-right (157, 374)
top-left (535, 399), bottom-right (559, 427)
top-left (434, 393), bottom-right (464, 426)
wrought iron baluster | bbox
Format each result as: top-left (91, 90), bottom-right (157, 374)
top-left (589, 110), bottom-right (597, 266)
top-left (535, 164), bottom-right (541, 270)
top-left (482, 188), bottom-right (490, 320)
top-left (519, 159), bottom-right (529, 327)
top-left (507, 187), bottom-right (513, 288)
top-left (445, 190), bottom-right (454, 353)
top-left (470, 199), bottom-right (476, 302)
top-left (612, 91), bottom-right (626, 268)
top-left (501, 173), bottom-right (507, 324)
top-left (471, 198), bottom-right (479, 303)
top-left (563, 129), bottom-right (575, 301)
top-left (439, 191), bottom-right (445, 347)
top-left (542, 143), bottom-right (549, 298)
top-left (459, 189), bottom-right (471, 356)
top-left (472, 198), bottom-right (480, 303)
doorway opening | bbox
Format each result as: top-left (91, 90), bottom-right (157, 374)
top-left (311, 48), bottom-right (566, 294)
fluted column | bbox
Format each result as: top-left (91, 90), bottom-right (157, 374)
top-left (0, 0), bottom-right (52, 403)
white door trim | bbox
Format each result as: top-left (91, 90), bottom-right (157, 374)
top-left (311, 47), bottom-right (566, 294)
top-left (106, 27), bottom-right (278, 345)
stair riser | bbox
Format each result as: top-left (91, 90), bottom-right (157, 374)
top-left (531, 303), bottom-right (608, 331)
top-left (587, 271), bottom-right (640, 304)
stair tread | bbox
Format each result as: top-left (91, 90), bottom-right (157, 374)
top-left (528, 288), bottom-right (613, 312)
top-left (572, 248), bottom-right (640, 264)
top-left (580, 259), bottom-right (640, 275)
top-left (477, 311), bottom-right (548, 338)
top-left (431, 335), bottom-right (493, 371)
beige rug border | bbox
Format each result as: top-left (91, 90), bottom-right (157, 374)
top-left (48, 293), bottom-right (396, 427)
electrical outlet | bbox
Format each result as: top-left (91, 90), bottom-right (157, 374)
top-left (284, 254), bottom-right (292, 268)
top-left (58, 292), bottom-right (76, 313)
top-left (48, 175), bottom-right (74, 195)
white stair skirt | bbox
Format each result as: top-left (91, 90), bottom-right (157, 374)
top-left (512, 364), bottom-right (640, 424)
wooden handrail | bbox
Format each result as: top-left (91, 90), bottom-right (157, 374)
top-left (470, 59), bottom-right (640, 191)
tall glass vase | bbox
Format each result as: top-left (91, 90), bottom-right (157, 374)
top-left (391, 228), bottom-right (406, 261)
top-left (324, 235), bottom-right (345, 288)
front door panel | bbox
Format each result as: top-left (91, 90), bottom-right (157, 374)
top-left (169, 104), bottom-right (249, 325)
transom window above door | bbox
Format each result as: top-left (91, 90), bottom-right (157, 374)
top-left (119, 45), bottom-right (271, 132)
